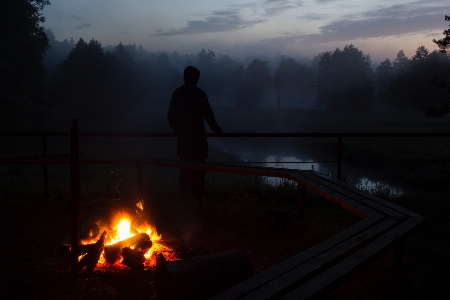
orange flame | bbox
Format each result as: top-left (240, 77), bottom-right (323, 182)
top-left (80, 200), bottom-right (177, 270)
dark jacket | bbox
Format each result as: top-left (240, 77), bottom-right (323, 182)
top-left (167, 83), bottom-right (221, 159)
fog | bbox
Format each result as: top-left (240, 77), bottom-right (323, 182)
top-left (41, 30), bottom-right (450, 133)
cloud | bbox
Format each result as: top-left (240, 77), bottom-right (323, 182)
top-left (151, 10), bottom-right (266, 36)
top-left (268, 1), bottom-right (446, 46)
top-left (152, 1), bottom-right (303, 36)
top-left (68, 13), bottom-right (83, 21)
top-left (315, 0), bottom-right (339, 3)
top-left (262, 0), bottom-right (303, 16)
top-left (300, 13), bottom-right (328, 21)
top-left (75, 23), bottom-right (91, 30)
top-left (263, 4), bottom-right (299, 17)
top-left (224, 0), bottom-right (447, 60)
top-left (51, 11), bottom-right (84, 22)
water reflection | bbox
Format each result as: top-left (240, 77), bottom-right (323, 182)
top-left (263, 155), bottom-right (403, 196)
top-left (209, 141), bottom-right (404, 196)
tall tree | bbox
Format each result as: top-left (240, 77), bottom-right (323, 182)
top-left (411, 45), bottom-right (430, 68)
top-left (43, 29), bottom-right (76, 74)
top-left (392, 50), bottom-right (410, 76)
top-left (315, 45), bottom-right (373, 111)
top-left (375, 59), bottom-right (394, 95)
top-left (233, 59), bottom-right (271, 109)
top-left (382, 45), bottom-right (450, 112)
top-left (423, 15), bottom-right (450, 117)
top-left (0, 0), bottom-right (51, 130)
top-left (433, 15), bottom-right (450, 53)
top-left (54, 39), bottom-right (144, 128)
top-left (274, 56), bottom-right (315, 109)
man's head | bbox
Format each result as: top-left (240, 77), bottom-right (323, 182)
top-left (184, 66), bottom-right (200, 85)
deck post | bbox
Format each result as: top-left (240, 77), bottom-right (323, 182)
top-left (42, 134), bottom-right (49, 197)
top-left (70, 119), bottom-right (81, 279)
top-left (297, 184), bottom-right (306, 220)
top-left (337, 135), bottom-right (342, 180)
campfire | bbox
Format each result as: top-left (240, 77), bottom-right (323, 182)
top-left (62, 200), bottom-right (182, 272)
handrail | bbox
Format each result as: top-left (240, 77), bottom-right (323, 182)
top-left (2, 131), bottom-right (450, 195)
top-left (2, 132), bottom-right (450, 137)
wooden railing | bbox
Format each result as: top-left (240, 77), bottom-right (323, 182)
top-left (1, 130), bottom-right (450, 197)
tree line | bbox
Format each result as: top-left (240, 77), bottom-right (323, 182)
top-left (1, 1), bottom-right (449, 131)
top-left (45, 34), bottom-right (450, 124)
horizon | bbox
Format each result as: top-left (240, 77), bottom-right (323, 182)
top-left (41, 0), bottom-right (448, 64)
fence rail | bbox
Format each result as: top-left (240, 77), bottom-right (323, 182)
top-left (1, 131), bottom-right (450, 197)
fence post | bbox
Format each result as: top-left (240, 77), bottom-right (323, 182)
top-left (42, 134), bottom-right (49, 198)
top-left (297, 184), bottom-right (305, 221)
top-left (337, 135), bottom-right (342, 181)
top-left (70, 119), bottom-right (81, 279)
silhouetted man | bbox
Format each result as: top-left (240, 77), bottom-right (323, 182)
top-left (168, 66), bottom-right (222, 198)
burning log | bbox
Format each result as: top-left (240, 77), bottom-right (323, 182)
top-left (104, 232), bottom-right (152, 265)
top-left (103, 244), bottom-right (122, 265)
top-left (60, 242), bottom-right (100, 256)
top-left (78, 230), bottom-right (106, 272)
top-left (121, 247), bottom-right (145, 270)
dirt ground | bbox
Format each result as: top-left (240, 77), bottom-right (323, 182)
top-left (1, 193), bottom-right (448, 300)
top-left (0, 198), bottom-right (324, 300)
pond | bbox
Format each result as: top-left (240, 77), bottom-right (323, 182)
top-left (209, 138), bottom-right (404, 196)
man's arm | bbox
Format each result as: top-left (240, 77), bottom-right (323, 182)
top-left (200, 92), bottom-right (222, 134)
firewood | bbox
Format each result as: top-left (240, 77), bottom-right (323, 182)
top-left (121, 247), bottom-right (145, 270)
top-left (78, 230), bottom-right (106, 272)
top-left (60, 242), bottom-right (103, 257)
top-left (103, 232), bottom-right (152, 264)
top-left (104, 244), bottom-right (122, 265)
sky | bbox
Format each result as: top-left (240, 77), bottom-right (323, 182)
top-left (42, 0), bottom-right (449, 63)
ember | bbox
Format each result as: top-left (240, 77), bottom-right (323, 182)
top-left (62, 200), bottom-right (182, 272)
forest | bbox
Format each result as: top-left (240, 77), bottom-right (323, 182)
top-left (1, 1), bottom-right (450, 133)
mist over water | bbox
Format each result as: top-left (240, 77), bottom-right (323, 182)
top-left (209, 138), bottom-right (405, 196)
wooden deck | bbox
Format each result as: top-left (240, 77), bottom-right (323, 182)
top-left (0, 156), bottom-right (425, 298)
top-left (95, 158), bottom-right (425, 299)
top-left (118, 159), bottom-right (425, 299)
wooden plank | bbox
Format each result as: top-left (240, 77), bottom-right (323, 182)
top-left (219, 218), bottom-right (400, 300)
top-left (311, 172), bottom-right (423, 217)
top-left (293, 172), bottom-right (405, 218)
top-left (239, 218), bottom-right (400, 300)
top-left (279, 216), bottom-right (426, 300)
top-left (288, 173), bottom-right (380, 219)
top-left (210, 216), bottom-right (382, 300)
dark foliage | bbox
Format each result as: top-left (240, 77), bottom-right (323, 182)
top-left (433, 15), bottom-right (450, 53)
top-left (315, 45), bottom-right (373, 111)
top-left (53, 39), bottom-right (144, 127)
top-left (423, 15), bottom-right (450, 117)
top-left (274, 56), bottom-right (315, 109)
top-left (43, 29), bottom-right (76, 74)
top-left (0, 0), bottom-right (50, 131)
top-left (233, 59), bottom-right (272, 109)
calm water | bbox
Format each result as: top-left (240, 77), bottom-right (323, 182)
top-left (209, 138), bottom-right (404, 196)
